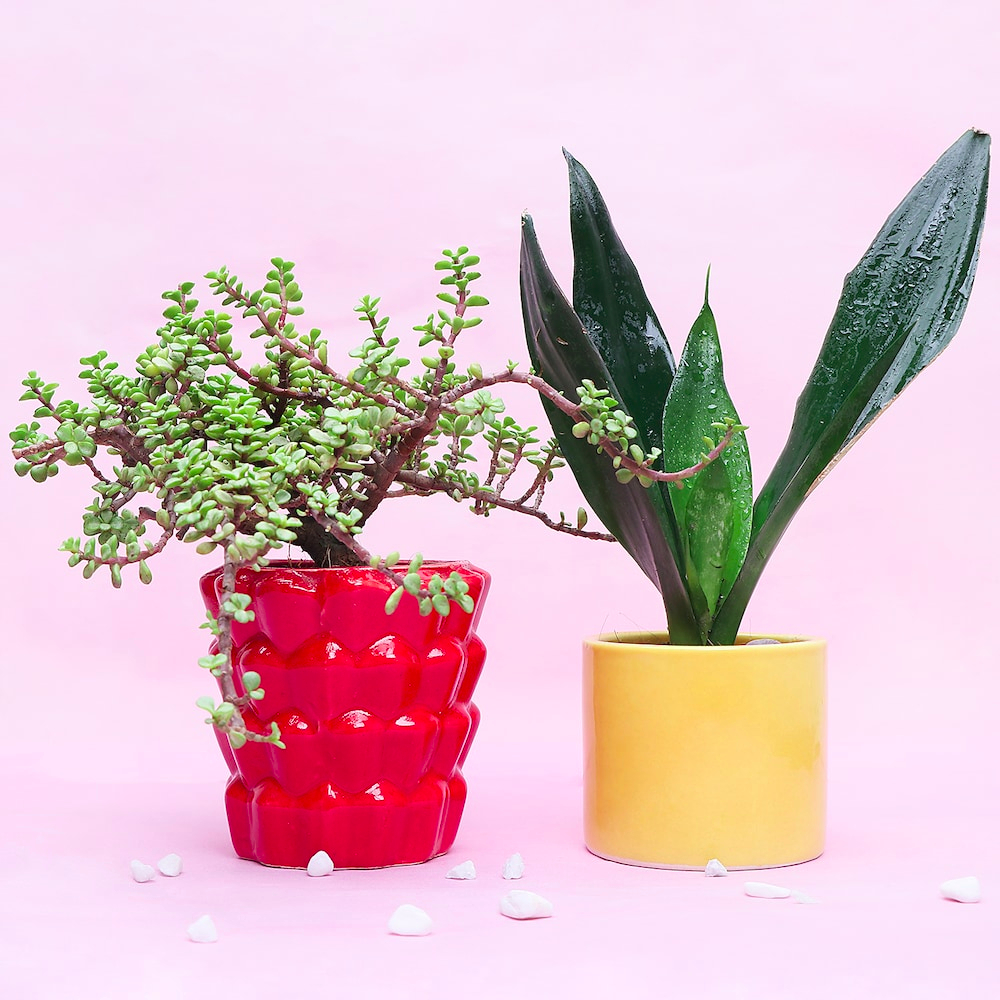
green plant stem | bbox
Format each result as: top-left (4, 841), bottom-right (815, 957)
top-left (214, 547), bottom-right (244, 717)
top-left (391, 467), bottom-right (616, 540)
top-left (442, 370), bottom-right (739, 485)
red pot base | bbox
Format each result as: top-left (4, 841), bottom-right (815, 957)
top-left (200, 562), bottom-right (490, 869)
top-left (224, 772), bottom-right (471, 869)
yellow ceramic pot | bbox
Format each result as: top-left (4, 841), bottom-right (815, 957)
top-left (583, 633), bottom-right (826, 870)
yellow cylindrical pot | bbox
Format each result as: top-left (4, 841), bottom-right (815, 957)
top-left (584, 633), bottom-right (826, 869)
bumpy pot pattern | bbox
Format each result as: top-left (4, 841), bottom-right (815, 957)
top-left (200, 561), bottom-right (490, 869)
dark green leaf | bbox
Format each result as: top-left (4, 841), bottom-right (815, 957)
top-left (520, 213), bottom-right (700, 644)
top-left (565, 149), bottom-right (676, 453)
top-left (712, 130), bottom-right (990, 644)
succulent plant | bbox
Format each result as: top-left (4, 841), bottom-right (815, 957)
top-left (11, 247), bottom-right (738, 745)
top-left (521, 130), bottom-right (990, 645)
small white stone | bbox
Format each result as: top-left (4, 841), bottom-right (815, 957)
top-left (306, 851), bottom-right (335, 877)
top-left (157, 853), bottom-right (183, 877)
top-left (744, 881), bottom-right (792, 899)
top-left (502, 852), bottom-right (525, 879)
top-left (940, 876), bottom-right (981, 903)
top-left (130, 860), bottom-right (156, 883)
top-left (746, 638), bottom-right (781, 645)
top-left (446, 860), bottom-right (477, 880)
top-left (705, 859), bottom-right (728, 877)
top-left (500, 890), bottom-right (553, 920)
top-left (791, 889), bottom-right (817, 904)
top-left (187, 915), bottom-right (218, 943)
top-left (388, 904), bottom-right (433, 936)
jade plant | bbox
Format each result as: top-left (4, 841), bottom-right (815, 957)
top-left (521, 130), bottom-right (990, 645)
top-left (10, 249), bottom-right (739, 747)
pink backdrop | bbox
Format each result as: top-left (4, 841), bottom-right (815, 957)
top-left (3, 1), bottom-right (999, 996)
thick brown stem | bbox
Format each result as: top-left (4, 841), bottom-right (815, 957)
top-left (292, 514), bottom-right (366, 567)
top-left (355, 401), bottom-right (442, 523)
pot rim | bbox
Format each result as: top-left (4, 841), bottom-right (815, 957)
top-left (584, 631), bottom-right (825, 652)
top-left (199, 558), bottom-right (489, 580)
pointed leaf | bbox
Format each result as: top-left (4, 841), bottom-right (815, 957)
top-left (521, 214), bottom-right (700, 644)
top-left (565, 149), bottom-right (676, 451)
top-left (711, 324), bottom-right (910, 644)
top-left (661, 296), bottom-right (751, 638)
top-left (712, 130), bottom-right (989, 643)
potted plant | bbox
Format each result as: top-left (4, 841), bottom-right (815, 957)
top-left (519, 130), bottom-right (990, 869)
top-left (10, 247), bottom-right (732, 869)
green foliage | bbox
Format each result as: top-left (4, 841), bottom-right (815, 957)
top-left (523, 131), bottom-right (990, 645)
top-left (10, 245), bottom-right (637, 744)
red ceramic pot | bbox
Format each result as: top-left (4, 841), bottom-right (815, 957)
top-left (199, 561), bottom-right (490, 869)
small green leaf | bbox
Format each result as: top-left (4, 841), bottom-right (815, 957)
top-left (384, 586), bottom-right (404, 614)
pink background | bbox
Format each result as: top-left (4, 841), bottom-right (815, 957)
top-left (3, 1), bottom-right (999, 996)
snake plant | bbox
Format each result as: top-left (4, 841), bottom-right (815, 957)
top-left (521, 130), bottom-right (990, 645)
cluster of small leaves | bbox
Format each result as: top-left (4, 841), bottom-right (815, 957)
top-left (374, 552), bottom-right (475, 617)
top-left (11, 250), bottom-right (641, 748)
top-left (570, 381), bottom-right (742, 489)
top-left (572, 380), bottom-right (662, 486)
top-left (194, 592), bottom-right (284, 749)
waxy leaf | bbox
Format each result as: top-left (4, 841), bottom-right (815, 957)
top-left (711, 129), bottom-right (990, 644)
top-left (565, 149), bottom-right (676, 451)
top-left (520, 215), bottom-right (701, 644)
top-left (661, 293), bottom-right (751, 639)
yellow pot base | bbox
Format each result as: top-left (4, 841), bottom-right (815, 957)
top-left (585, 846), bottom-right (824, 872)
top-left (584, 632), bottom-right (827, 869)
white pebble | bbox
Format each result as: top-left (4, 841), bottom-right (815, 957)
top-left (306, 851), bottom-right (335, 877)
top-left (791, 890), bottom-right (817, 904)
top-left (388, 904), bottom-right (433, 936)
top-left (744, 881), bottom-right (792, 899)
top-left (500, 890), bottom-right (553, 920)
top-left (187, 915), bottom-right (218, 943)
top-left (157, 853), bottom-right (183, 877)
top-left (446, 860), bottom-right (477, 880)
top-left (705, 859), bottom-right (728, 877)
top-left (940, 876), bottom-right (981, 903)
top-left (130, 860), bottom-right (156, 883)
top-left (502, 852), bottom-right (525, 879)
top-left (746, 638), bottom-right (781, 645)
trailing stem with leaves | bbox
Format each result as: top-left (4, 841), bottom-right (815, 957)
top-left (522, 130), bottom-right (990, 645)
top-left (10, 248), bottom-right (739, 747)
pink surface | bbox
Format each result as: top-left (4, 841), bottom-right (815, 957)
top-left (3, 1), bottom-right (1000, 996)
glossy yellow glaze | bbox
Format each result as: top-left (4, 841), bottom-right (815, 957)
top-left (583, 633), bottom-right (826, 869)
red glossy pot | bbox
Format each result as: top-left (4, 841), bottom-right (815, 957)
top-left (199, 561), bottom-right (490, 869)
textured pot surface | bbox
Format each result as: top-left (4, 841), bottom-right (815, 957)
top-left (584, 633), bottom-right (826, 870)
top-left (200, 561), bottom-right (490, 869)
